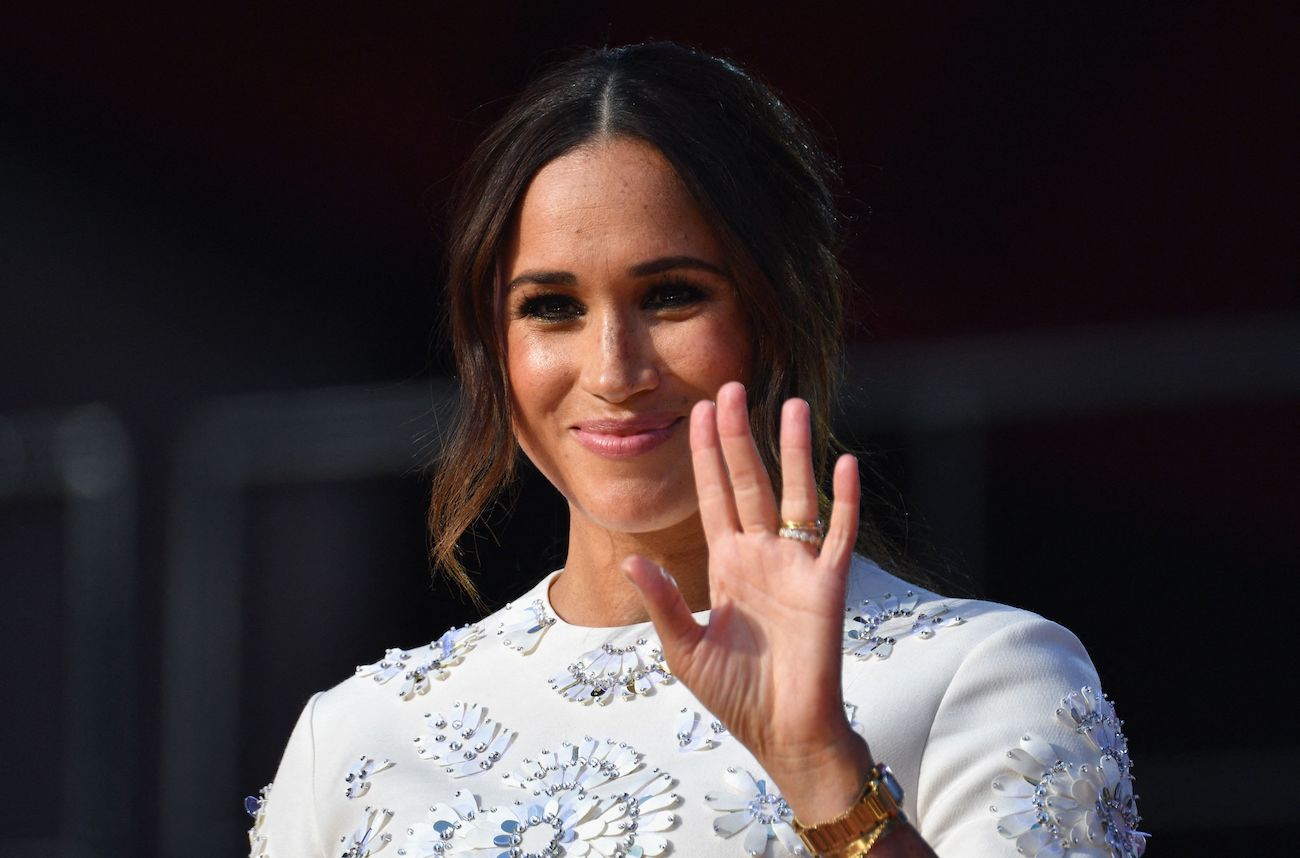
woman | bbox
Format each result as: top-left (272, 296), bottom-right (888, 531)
top-left (250, 43), bottom-right (1145, 858)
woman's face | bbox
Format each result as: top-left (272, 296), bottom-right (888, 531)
top-left (502, 137), bottom-right (751, 534)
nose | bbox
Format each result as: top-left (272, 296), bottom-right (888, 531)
top-left (580, 307), bottom-right (659, 403)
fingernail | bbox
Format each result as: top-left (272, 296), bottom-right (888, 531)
top-left (658, 565), bottom-right (680, 589)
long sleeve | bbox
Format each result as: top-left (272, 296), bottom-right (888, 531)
top-left (250, 692), bottom-right (326, 857)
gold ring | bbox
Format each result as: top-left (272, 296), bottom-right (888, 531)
top-left (778, 519), bottom-right (824, 549)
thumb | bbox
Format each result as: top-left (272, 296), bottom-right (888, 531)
top-left (622, 555), bottom-right (706, 667)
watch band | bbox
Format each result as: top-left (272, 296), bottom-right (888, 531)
top-left (793, 763), bottom-right (906, 856)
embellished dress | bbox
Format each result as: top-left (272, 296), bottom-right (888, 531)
top-left (249, 558), bottom-right (1146, 858)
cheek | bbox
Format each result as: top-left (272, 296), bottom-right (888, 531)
top-left (661, 317), bottom-right (752, 388)
top-left (506, 331), bottom-right (575, 470)
top-left (506, 332), bottom-right (568, 407)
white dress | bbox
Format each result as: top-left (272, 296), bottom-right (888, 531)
top-left (249, 557), bottom-right (1146, 858)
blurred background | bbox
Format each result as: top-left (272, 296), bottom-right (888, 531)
top-left (2, 3), bottom-right (1295, 856)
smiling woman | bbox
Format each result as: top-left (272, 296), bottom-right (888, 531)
top-left (426, 43), bottom-right (866, 614)
top-left (505, 139), bottom-right (752, 605)
top-left (251, 43), bottom-right (1146, 858)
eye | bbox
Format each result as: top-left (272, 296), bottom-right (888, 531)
top-left (515, 293), bottom-right (584, 322)
top-left (644, 279), bottom-right (706, 310)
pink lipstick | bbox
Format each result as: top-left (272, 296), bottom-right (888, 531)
top-left (571, 413), bottom-right (683, 459)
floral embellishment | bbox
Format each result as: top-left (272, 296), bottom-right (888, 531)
top-left (704, 767), bottom-right (805, 856)
top-left (341, 805), bottom-right (395, 857)
top-left (990, 686), bottom-right (1147, 857)
top-left (842, 591), bottom-right (964, 660)
top-left (674, 707), bottom-right (726, 752)
top-left (415, 701), bottom-right (516, 777)
top-left (502, 736), bottom-right (646, 797)
top-left (549, 636), bottom-right (673, 704)
top-left (244, 782), bottom-right (271, 856)
top-left (357, 625), bottom-right (483, 700)
top-left (497, 599), bottom-right (556, 655)
top-left (480, 737), bottom-right (677, 856)
top-left (400, 791), bottom-right (487, 857)
top-left (345, 755), bottom-right (394, 799)
top-left (478, 790), bottom-right (674, 857)
top-left (1057, 687), bottom-right (1131, 768)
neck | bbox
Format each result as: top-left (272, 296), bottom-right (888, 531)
top-left (549, 510), bottom-right (711, 627)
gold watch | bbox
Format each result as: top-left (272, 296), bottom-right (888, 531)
top-left (793, 763), bottom-right (906, 856)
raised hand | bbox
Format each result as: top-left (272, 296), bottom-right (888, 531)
top-left (623, 381), bottom-right (874, 823)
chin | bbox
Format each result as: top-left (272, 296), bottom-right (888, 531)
top-left (570, 485), bottom-right (698, 536)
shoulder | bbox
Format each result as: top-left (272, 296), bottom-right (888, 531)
top-left (252, 590), bottom-right (558, 857)
top-left (312, 618), bottom-right (510, 734)
top-left (843, 558), bottom-right (1146, 857)
top-left (841, 555), bottom-right (1103, 749)
top-left (308, 573), bottom-right (558, 736)
top-left (843, 554), bottom-right (1092, 670)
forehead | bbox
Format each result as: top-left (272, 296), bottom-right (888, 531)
top-left (503, 137), bottom-right (726, 275)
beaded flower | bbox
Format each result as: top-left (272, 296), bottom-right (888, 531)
top-left (842, 590), bottom-right (964, 660)
top-left (476, 737), bottom-right (678, 856)
top-left (340, 805), bottom-right (395, 857)
top-left (344, 755), bottom-right (393, 800)
top-left (497, 599), bottom-right (556, 655)
top-left (400, 791), bottom-right (488, 857)
top-left (704, 766), bottom-right (806, 857)
top-left (414, 700), bottom-right (515, 777)
top-left (356, 624), bottom-right (483, 700)
top-left (673, 707), bottom-right (726, 752)
top-left (990, 687), bottom-right (1147, 857)
top-left (549, 637), bottom-right (673, 704)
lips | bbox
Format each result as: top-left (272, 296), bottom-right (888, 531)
top-left (571, 412), bottom-right (683, 459)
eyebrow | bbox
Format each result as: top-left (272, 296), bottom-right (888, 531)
top-left (629, 255), bottom-right (728, 278)
top-left (506, 255), bottom-right (728, 291)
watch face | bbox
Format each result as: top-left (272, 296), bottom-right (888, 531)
top-left (878, 765), bottom-right (905, 803)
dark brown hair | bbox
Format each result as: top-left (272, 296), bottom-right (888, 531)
top-left (429, 42), bottom-right (901, 602)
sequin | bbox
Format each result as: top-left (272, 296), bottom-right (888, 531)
top-left (497, 600), bottom-right (556, 655)
top-left (415, 701), bottom-right (516, 777)
top-left (673, 708), bottom-right (719, 752)
top-left (842, 590), bottom-right (965, 661)
top-left (340, 805), bottom-right (395, 857)
top-left (990, 686), bottom-right (1147, 857)
top-left (463, 738), bottom-right (679, 856)
top-left (356, 625), bottom-right (483, 701)
top-left (400, 791), bottom-right (485, 857)
top-left (548, 638), bottom-right (673, 704)
top-left (344, 755), bottom-right (394, 800)
top-left (244, 782), bottom-right (272, 857)
top-left (703, 767), bottom-right (805, 856)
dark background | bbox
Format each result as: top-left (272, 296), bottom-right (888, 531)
top-left (2, 3), bottom-right (1295, 856)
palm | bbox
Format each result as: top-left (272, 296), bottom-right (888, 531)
top-left (626, 382), bottom-right (861, 772)
top-left (684, 536), bottom-right (848, 758)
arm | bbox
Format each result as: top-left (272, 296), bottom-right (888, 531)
top-left (918, 618), bottom-right (1144, 857)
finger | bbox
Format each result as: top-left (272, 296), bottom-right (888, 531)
top-left (690, 399), bottom-right (740, 539)
top-left (715, 381), bottom-right (778, 534)
top-left (778, 398), bottom-right (820, 526)
top-left (820, 454), bottom-right (861, 574)
top-left (622, 555), bottom-right (706, 668)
